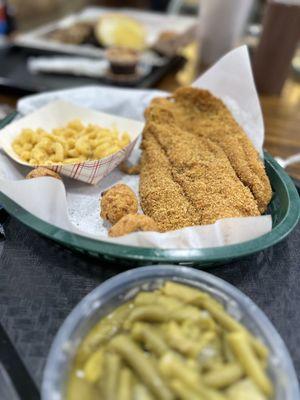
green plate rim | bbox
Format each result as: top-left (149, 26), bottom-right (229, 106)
top-left (0, 113), bottom-right (299, 264)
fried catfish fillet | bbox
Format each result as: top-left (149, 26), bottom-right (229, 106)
top-left (144, 87), bottom-right (272, 214)
top-left (139, 88), bottom-right (271, 232)
top-left (140, 132), bottom-right (201, 232)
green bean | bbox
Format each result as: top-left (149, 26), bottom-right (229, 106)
top-left (78, 303), bottom-right (132, 363)
top-left (159, 352), bottom-right (200, 387)
top-left (83, 348), bottom-right (104, 383)
top-left (171, 305), bottom-right (205, 323)
top-left (102, 352), bottom-right (121, 400)
top-left (67, 373), bottom-right (98, 400)
top-left (127, 305), bottom-right (169, 324)
top-left (159, 353), bottom-right (227, 400)
top-left (156, 295), bottom-right (184, 310)
top-left (222, 332), bottom-right (236, 363)
top-left (117, 368), bottom-right (132, 400)
top-left (162, 282), bottom-right (209, 304)
top-left (198, 342), bottom-right (223, 372)
top-left (181, 320), bottom-right (202, 341)
top-left (201, 299), bottom-right (243, 332)
top-left (165, 321), bottom-right (197, 356)
top-left (202, 299), bottom-right (269, 361)
top-left (166, 321), bottom-right (216, 358)
top-left (110, 335), bottom-right (174, 400)
top-left (203, 363), bottom-right (244, 389)
top-left (226, 378), bottom-right (268, 400)
top-left (134, 291), bottom-right (161, 306)
top-left (133, 383), bottom-right (155, 400)
top-left (170, 380), bottom-right (205, 400)
top-left (251, 337), bottom-right (269, 361)
top-left (162, 282), bottom-right (223, 310)
top-left (197, 332), bottom-right (219, 360)
top-left (134, 291), bottom-right (184, 311)
top-left (181, 311), bottom-right (217, 332)
top-left (227, 332), bottom-right (273, 397)
top-left (192, 381), bottom-right (228, 400)
top-left (134, 298), bottom-right (216, 327)
top-left (132, 322), bottom-right (169, 356)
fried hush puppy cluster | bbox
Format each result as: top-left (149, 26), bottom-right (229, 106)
top-left (100, 184), bottom-right (138, 225)
top-left (109, 214), bottom-right (158, 237)
top-left (140, 87), bottom-right (272, 232)
top-left (26, 167), bottom-right (62, 180)
top-left (100, 184), bottom-right (158, 237)
top-left (26, 170), bottom-right (157, 238)
top-left (119, 160), bottom-right (141, 175)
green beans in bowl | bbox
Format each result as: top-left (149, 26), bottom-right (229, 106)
top-left (42, 266), bottom-right (299, 400)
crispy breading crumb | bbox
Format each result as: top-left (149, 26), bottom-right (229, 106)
top-left (100, 184), bottom-right (138, 224)
top-left (109, 214), bottom-right (158, 237)
top-left (119, 161), bottom-right (141, 175)
top-left (26, 167), bottom-right (61, 180)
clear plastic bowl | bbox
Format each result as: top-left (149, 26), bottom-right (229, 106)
top-left (42, 265), bottom-right (299, 400)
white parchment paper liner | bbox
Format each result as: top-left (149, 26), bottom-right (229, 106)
top-left (0, 46), bottom-right (272, 249)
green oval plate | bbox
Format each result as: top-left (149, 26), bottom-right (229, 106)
top-left (0, 113), bottom-right (299, 267)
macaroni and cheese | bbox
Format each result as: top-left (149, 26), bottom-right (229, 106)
top-left (12, 119), bottom-right (131, 165)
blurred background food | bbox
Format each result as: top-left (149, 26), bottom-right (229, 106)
top-left (3, 0), bottom-right (299, 86)
top-left (9, 0), bottom-right (147, 31)
top-left (6, 0), bottom-right (269, 31)
top-left (94, 14), bottom-right (146, 50)
top-left (0, 0), bottom-right (299, 176)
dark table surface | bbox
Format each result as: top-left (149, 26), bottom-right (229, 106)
top-left (0, 212), bottom-right (299, 394)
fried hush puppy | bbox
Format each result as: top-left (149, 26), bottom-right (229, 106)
top-left (119, 160), bottom-right (141, 175)
top-left (100, 183), bottom-right (138, 225)
top-left (140, 87), bottom-right (272, 232)
top-left (109, 214), bottom-right (158, 237)
top-left (26, 167), bottom-right (61, 180)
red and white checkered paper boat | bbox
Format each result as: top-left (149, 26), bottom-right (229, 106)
top-left (0, 100), bottom-right (144, 184)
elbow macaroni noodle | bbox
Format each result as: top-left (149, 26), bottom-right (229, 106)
top-left (12, 119), bottom-right (131, 165)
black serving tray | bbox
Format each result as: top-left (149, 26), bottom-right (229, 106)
top-left (0, 45), bottom-right (185, 96)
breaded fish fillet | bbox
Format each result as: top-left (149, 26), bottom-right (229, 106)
top-left (140, 132), bottom-right (201, 231)
top-left (140, 88), bottom-right (272, 232)
top-left (145, 88), bottom-right (272, 214)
